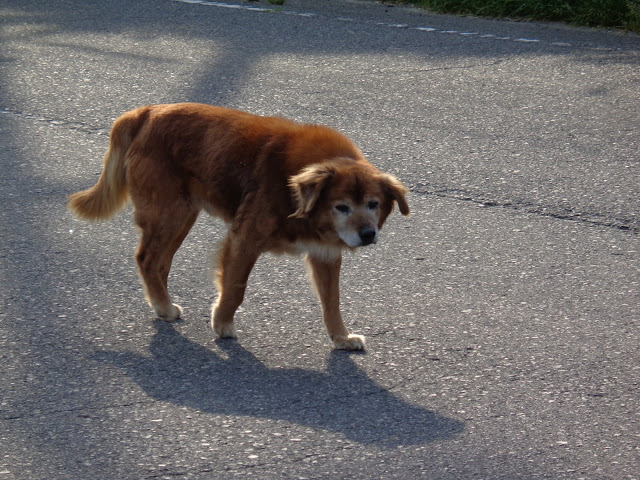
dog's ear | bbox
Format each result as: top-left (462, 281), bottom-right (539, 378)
top-left (288, 164), bottom-right (335, 218)
top-left (381, 173), bottom-right (410, 216)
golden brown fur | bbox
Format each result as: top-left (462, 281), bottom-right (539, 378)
top-left (69, 103), bottom-right (409, 350)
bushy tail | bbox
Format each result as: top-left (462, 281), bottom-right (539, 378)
top-left (68, 108), bottom-right (148, 220)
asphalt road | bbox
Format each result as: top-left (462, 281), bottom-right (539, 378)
top-left (1, 0), bottom-right (639, 478)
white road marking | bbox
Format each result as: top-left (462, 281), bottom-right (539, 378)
top-left (170, 0), bottom-right (639, 52)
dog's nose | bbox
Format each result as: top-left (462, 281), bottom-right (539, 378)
top-left (359, 227), bottom-right (377, 246)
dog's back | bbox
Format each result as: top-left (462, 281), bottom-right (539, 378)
top-left (70, 103), bottom-right (366, 223)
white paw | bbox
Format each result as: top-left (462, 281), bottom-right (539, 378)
top-left (213, 323), bottom-right (238, 339)
top-left (332, 334), bottom-right (366, 351)
top-left (154, 303), bottom-right (182, 321)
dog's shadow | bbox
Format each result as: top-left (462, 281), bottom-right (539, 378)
top-left (94, 321), bottom-right (463, 446)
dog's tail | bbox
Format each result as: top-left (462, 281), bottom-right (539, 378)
top-left (68, 107), bottom-right (148, 220)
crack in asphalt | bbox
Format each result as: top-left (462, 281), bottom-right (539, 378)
top-left (413, 183), bottom-right (638, 234)
top-left (0, 107), bottom-right (109, 136)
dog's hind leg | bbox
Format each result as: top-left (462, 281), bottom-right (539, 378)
top-left (306, 255), bottom-right (366, 351)
top-left (134, 205), bottom-right (199, 321)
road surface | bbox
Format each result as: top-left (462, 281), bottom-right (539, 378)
top-left (1, 0), bottom-right (638, 478)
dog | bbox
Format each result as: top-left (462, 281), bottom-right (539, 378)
top-left (68, 103), bottom-right (409, 350)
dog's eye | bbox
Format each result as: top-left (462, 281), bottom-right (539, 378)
top-left (367, 201), bottom-right (379, 210)
top-left (334, 204), bottom-right (351, 214)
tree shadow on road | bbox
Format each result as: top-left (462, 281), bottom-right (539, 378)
top-left (94, 321), bottom-right (463, 447)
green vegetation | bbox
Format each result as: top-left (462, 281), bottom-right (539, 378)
top-left (395, 0), bottom-right (640, 32)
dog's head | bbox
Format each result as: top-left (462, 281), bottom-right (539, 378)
top-left (288, 158), bottom-right (409, 248)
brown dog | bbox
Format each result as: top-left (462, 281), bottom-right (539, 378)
top-left (69, 103), bottom-right (409, 350)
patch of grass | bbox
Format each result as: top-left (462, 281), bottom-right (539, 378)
top-left (396, 0), bottom-right (640, 32)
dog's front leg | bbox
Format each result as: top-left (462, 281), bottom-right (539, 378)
top-left (307, 255), bottom-right (365, 350)
top-left (212, 235), bottom-right (259, 339)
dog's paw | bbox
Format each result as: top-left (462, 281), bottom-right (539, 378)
top-left (213, 322), bottom-right (238, 339)
top-left (155, 303), bottom-right (182, 321)
top-left (332, 334), bottom-right (366, 351)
